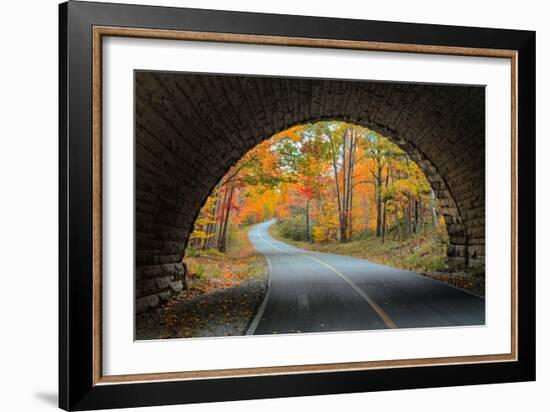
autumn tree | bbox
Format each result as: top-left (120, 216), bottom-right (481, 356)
top-left (361, 132), bottom-right (401, 239)
top-left (189, 121), bottom-right (440, 253)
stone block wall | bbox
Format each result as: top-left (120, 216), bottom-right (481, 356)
top-left (135, 72), bottom-right (486, 311)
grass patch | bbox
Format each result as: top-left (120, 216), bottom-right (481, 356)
top-left (270, 223), bottom-right (485, 296)
top-left (184, 225), bottom-right (267, 295)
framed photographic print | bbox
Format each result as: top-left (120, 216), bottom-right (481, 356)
top-left (59, 1), bottom-right (536, 410)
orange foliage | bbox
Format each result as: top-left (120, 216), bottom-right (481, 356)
top-left (190, 121), bottom-right (437, 247)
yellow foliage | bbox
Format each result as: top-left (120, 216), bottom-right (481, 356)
top-left (312, 202), bottom-right (339, 243)
top-left (189, 120), bottom-right (439, 249)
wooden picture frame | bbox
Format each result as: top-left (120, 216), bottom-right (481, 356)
top-left (59, 1), bottom-right (535, 410)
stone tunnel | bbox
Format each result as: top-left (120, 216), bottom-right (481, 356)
top-left (135, 71), bottom-right (485, 312)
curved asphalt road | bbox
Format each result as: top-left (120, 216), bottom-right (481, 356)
top-left (246, 220), bottom-right (485, 335)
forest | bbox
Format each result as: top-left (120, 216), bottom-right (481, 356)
top-left (189, 121), bottom-right (444, 252)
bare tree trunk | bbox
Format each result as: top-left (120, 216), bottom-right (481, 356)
top-left (349, 182), bottom-right (354, 240)
top-left (406, 201), bottom-right (412, 236)
top-left (204, 182), bottom-right (222, 250)
top-left (212, 182), bottom-right (223, 246)
top-left (215, 183), bottom-right (229, 247)
top-left (394, 207), bottom-right (400, 241)
top-left (347, 130), bottom-right (357, 241)
top-left (305, 200), bottom-right (310, 241)
top-left (341, 131), bottom-right (348, 242)
top-left (381, 201), bottom-right (387, 242)
top-left (381, 170), bottom-right (390, 242)
top-left (218, 185), bottom-right (234, 253)
top-left (375, 164), bottom-right (383, 237)
top-left (328, 136), bottom-right (345, 243)
top-left (362, 196), bottom-right (369, 235)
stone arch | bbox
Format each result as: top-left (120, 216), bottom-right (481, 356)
top-left (135, 71), bottom-right (484, 311)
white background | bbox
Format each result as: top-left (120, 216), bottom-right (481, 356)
top-left (0, 0), bottom-right (546, 411)
top-left (103, 37), bottom-right (511, 376)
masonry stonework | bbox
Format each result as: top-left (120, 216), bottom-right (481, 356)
top-left (135, 72), bottom-right (485, 312)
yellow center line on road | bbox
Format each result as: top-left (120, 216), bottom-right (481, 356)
top-left (301, 255), bottom-right (397, 329)
top-left (255, 223), bottom-right (397, 330)
top-left (256, 225), bottom-right (287, 253)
